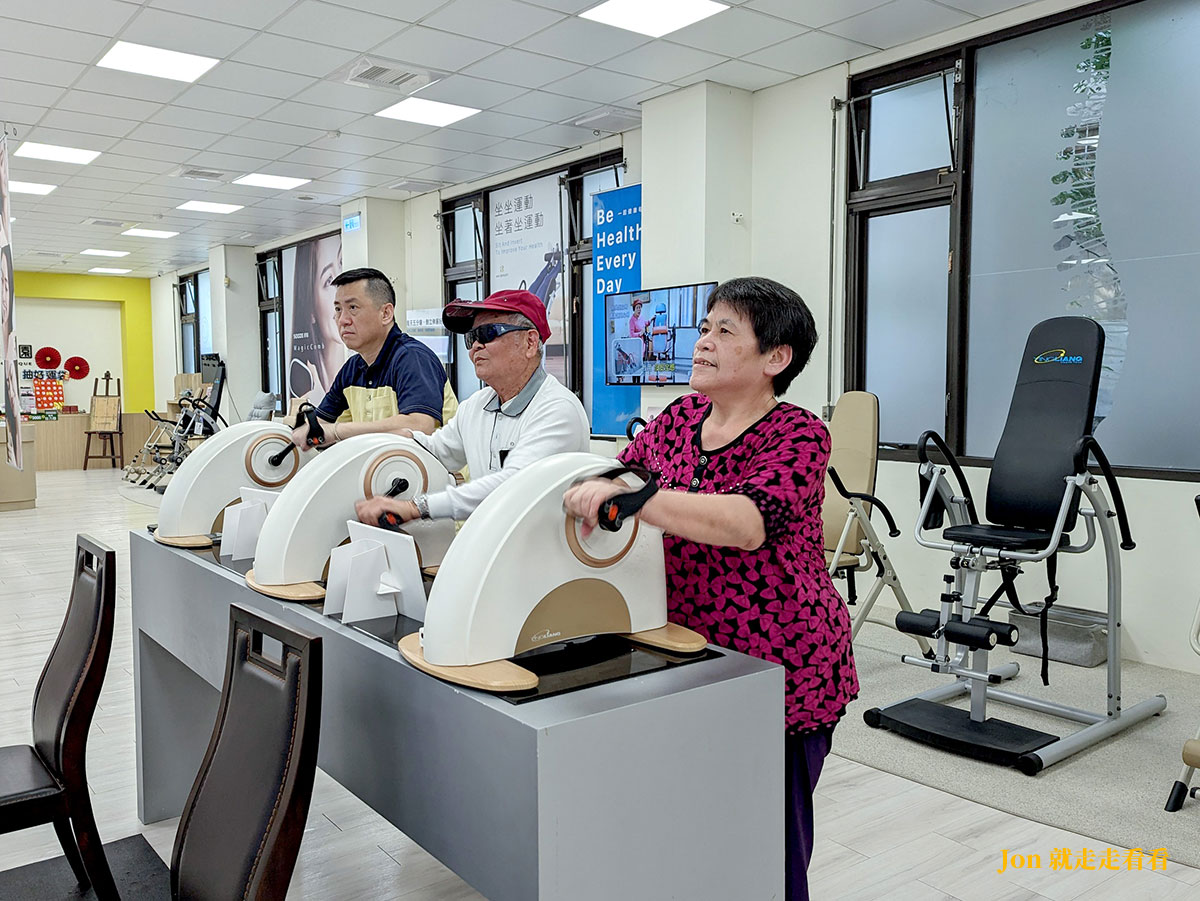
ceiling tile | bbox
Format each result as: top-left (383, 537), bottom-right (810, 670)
top-left (416, 75), bottom-right (528, 110)
top-left (599, 43), bottom-right (725, 84)
top-left (491, 90), bottom-right (596, 123)
top-left (82, 68), bottom-right (190, 103)
top-left (306, 133), bottom-right (397, 156)
top-left (670, 8), bottom-right (810, 57)
top-left (409, 164), bottom-right (487, 183)
top-left (271, 1), bottom-right (410, 51)
top-left (422, 0), bottom-right (564, 46)
top-left (443, 110), bottom-right (545, 139)
top-left (0, 17), bottom-right (109, 64)
top-left (619, 84), bottom-right (682, 107)
top-left (54, 89), bottom-right (164, 122)
top-left (1, 0), bottom-right (137, 35)
top-left (940, 0), bottom-right (1027, 14)
top-left (746, 0), bottom-right (891, 28)
top-left (208, 135), bottom-right (295, 160)
top-left (38, 109), bottom-right (140, 139)
top-left (115, 140), bottom-right (199, 164)
top-left (825, 0), bottom-right (974, 48)
top-left (198, 62), bottom-right (317, 100)
top-left (484, 137), bottom-right (562, 160)
top-left (320, 168), bottom-right (395, 187)
top-left (174, 85), bottom-right (280, 118)
top-left (376, 144), bottom-right (463, 166)
top-left (519, 0), bottom-right (598, 11)
top-left (23, 126), bottom-right (117, 152)
top-left (262, 102), bottom-right (364, 132)
top-left (517, 18), bottom-right (649, 66)
top-left (370, 26), bottom-right (503, 71)
top-left (0, 77), bottom-right (67, 109)
top-left (542, 69), bottom-right (660, 105)
top-left (0, 51), bottom-right (84, 88)
top-left (150, 0), bottom-right (297, 29)
top-left (150, 106), bottom-right (253, 135)
top-left (235, 119), bottom-right (327, 147)
top-left (349, 156), bottom-right (434, 177)
top-left (745, 30), bottom-right (878, 75)
top-left (184, 151), bottom-right (278, 173)
top-left (339, 115), bottom-right (436, 143)
top-left (121, 8), bottom-right (258, 58)
top-left (674, 59), bottom-right (795, 91)
top-left (93, 154), bottom-right (178, 175)
top-left (128, 123), bottom-right (225, 150)
top-left (79, 166), bottom-right (154, 185)
top-left (321, 0), bottom-right (444, 18)
top-left (521, 122), bottom-right (603, 146)
top-left (463, 48), bottom-right (584, 90)
top-left (280, 147), bottom-right (368, 168)
top-left (411, 129), bottom-right (501, 153)
top-left (0, 101), bottom-right (51, 129)
top-left (232, 33), bottom-right (358, 78)
top-left (293, 81), bottom-right (395, 115)
top-left (449, 153), bottom-right (518, 175)
top-left (254, 162), bottom-right (337, 181)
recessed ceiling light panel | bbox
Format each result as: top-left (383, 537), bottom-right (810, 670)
top-left (375, 97), bottom-right (479, 127)
top-left (9, 181), bottom-right (57, 195)
top-left (580, 0), bottom-right (727, 37)
top-left (122, 228), bottom-right (179, 239)
top-left (81, 249), bottom-right (130, 257)
top-left (176, 200), bottom-right (244, 214)
top-left (233, 173), bottom-right (311, 190)
top-left (97, 41), bottom-right (218, 83)
top-left (89, 267), bottom-right (132, 274)
top-left (14, 142), bottom-right (100, 165)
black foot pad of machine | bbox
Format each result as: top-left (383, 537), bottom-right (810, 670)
top-left (864, 698), bottom-right (1057, 768)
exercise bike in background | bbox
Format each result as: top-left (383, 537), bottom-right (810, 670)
top-left (1164, 495), bottom-right (1200, 811)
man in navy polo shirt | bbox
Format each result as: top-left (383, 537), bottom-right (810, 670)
top-left (291, 267), bottom-right (451, 449)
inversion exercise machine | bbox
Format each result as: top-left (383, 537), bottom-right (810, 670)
top-left (1165, 496), bottom-right (1200, 811)
top-left (864, 317), bottom-right (1166, 774)
top-left (823, 391), bottom-right (931, 658)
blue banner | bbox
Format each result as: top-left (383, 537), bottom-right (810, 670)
top-left (590, 184), bottom-right (641, 436)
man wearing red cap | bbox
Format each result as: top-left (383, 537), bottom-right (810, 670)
top-left (356, 289), bottom-right (590, 524)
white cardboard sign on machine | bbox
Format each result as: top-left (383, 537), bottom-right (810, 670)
top-left (323, 521), bottom-right (425, 625)
top-left (222, 487), bottom-right (282, 561)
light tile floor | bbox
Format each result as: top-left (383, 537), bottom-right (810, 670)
top-left (0, 469), bottom-right (1196, 899)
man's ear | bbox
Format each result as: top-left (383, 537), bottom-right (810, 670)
top-left (382, 303), bottom-right (395, 326)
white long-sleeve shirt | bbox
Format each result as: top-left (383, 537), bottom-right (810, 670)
top-left (413, 368), bottom-right (590, 521)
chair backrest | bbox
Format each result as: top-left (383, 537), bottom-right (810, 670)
top-left (987, 316), bottom-right (1103, 532)
top-left (823, 391), bottom-right (880, 553)
top-left (172, 605), bottom-right (321, 901)
top-left (31, 535), bottom-right (116, 788)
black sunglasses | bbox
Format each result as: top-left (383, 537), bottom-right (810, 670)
top-left (464, 322), bottom-right (535, 347)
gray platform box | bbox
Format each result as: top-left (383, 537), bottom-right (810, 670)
top-left (1009, 605), bottom-right (1108, 667)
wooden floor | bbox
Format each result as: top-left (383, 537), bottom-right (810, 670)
top-left (0, 469), bottom-right (1197, 900)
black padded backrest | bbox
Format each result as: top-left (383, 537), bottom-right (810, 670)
top-left (172, 605), bottom-right (321, 901)
top-left (31, 535), bottom-right (116, 786)
top-left (987, 317), bottom-right (1103, 532)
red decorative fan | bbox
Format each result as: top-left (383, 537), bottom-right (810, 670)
top-left (35, 346), bottom-right (61, 369)
top-left (64, 356), bottom-right (90, 380)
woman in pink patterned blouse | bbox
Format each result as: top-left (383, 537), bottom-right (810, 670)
top-left (564, 276), bottom-right (858, 901)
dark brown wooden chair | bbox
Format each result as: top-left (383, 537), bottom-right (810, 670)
top-left (0, 535), bottom-right (119, 899)
top-left (171, 605), bottom-right (322, 901)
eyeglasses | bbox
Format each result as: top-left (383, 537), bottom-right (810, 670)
top-left (464, 322), bottom-right (535, 347)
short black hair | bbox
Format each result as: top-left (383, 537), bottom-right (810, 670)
top-left (706, 276), bottom-right (818, 396)
top-left (332, 267), bottom-right (395, 308)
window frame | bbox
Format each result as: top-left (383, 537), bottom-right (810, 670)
top-left (177, 271), bottom-right (204, 375)
top-left (843, 0), bottom-right (1196, 480)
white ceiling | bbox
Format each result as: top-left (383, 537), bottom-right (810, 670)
top-left (1, 0), bottom-right (1041, 277)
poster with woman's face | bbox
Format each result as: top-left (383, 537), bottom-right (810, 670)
top-left (282, 233), bottom-right (343, 406)
top-left (1, 136), bottom-right (22, 470)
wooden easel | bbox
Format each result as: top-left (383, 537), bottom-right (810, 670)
top-left (83, 371), bottom-right (123, 469)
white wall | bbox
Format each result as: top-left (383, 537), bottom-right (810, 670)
top-left (14, 297), bottom-right (123, 411)
top-left (150, 274), bottom-right (177, 411)
top-left (209, 245), bottom-right (259, 422)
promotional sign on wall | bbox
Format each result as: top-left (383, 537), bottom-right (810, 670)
top-left (282, 233), bottom-right (344, 406)
top-left (487, 172), bottom-right (569, 385)
top-left (0, 135), bottom-right (21, 470)
top-left (591, 183), bottom-right (642, 436)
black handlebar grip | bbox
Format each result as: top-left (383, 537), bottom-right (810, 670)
top-left (383, 477), bottom-right (410, 498)
top-left (378, 512), bottom-right (402, 532)
top-left (597, 476), bottom-right (658, 533)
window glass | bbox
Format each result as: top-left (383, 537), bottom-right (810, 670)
top-left (181, 321), bottom-right (197, 374)
top-left (582, 167), bottom-right (619, 240)
top-left (197, 270), bottom-right (213, 355)
top-left (453, 204), bottom-right (483, 265)
top-left (451, 279), bottom-right (484, 399)
top-left (867, 74), bottom-right (954, 182)
top-left (264, 309), bottom-right (281, 402)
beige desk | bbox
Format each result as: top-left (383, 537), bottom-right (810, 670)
top-left (29, 412), bottom-right (157, 471)
top-left (0, 427), bottom-right (36, 511)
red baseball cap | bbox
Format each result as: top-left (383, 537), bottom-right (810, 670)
top-left (443, 289), bottom-right (551, 342)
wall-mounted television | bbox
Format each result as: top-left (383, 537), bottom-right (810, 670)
top-left (604, 282), bottom-right (717, 386)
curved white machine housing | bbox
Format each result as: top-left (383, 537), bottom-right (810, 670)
top-left (421, 452), bottom-right (667, 667)
top-left (155, 420), bottom-right (300, 546)
top-left (251, 434), bottom-right (456, 589)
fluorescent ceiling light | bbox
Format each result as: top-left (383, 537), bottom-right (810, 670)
top-left (82, 248), bottom-right (130, 257)
top-left (122, 227), bottom-right (179, 239)
top-left (375, 97), bottom-right (479, 127)
top-left (233, 173), bottom-right (311, 190)
top-left (177, 200), bottom-right (244, 214)
top-left (14, 142), bottom-right (100, 165)
top-left (89, 267), bottom-right (132, 274)
top-left (580, 0), bottom-right (727, 37)
top-left (9, 181), bottom-right (57, 195)
top-left (97, 40), bottom-right (218, 83)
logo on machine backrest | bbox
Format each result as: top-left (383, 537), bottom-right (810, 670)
top-left (531, 628), bottom-right (562, 643)
top-left (1033, 348), bottom-right (1084, 365)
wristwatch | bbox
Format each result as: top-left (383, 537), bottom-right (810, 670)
top-left (413, 494), bottom-right (431, 520)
